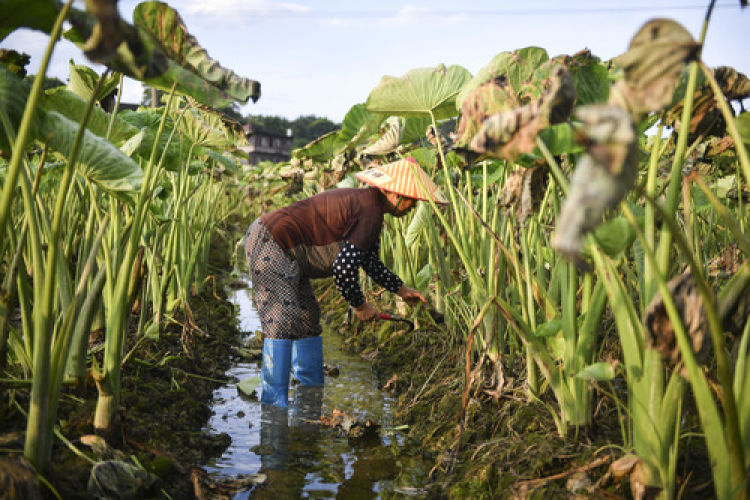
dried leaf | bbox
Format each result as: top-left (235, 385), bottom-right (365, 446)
top-left (613, 18), bottom-right (699, 117)
top-left (552, 105), bottom-right (639, 256)
top-left (664, 66), bottom-right (750, 138)
top-left (466, 64), bottom-right (577, 160)
top-left (644, 272), bottom-right (712, 376)
top-left (498, 166), bottom-right (547, 224)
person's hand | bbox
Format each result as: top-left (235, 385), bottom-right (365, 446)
top-left (396, 285), bottom-right (427, 306)
top-left (354, 302), bottom-right (378, 321)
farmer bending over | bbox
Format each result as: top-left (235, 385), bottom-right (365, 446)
top-left (245, 157), bottom-right (447, 407)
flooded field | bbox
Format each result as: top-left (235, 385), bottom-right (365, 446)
top-left (202, 281), bottom-right (429, 498)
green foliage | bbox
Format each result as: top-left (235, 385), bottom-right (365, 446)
top-left (365, 64), bottom-right (472, 119)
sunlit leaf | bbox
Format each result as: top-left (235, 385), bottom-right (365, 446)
top-left (61, 1), bottom-right (261, 108)
top-left (455, 47), bottom-right (549, 111)
top-left (334, 103), bottom-right (379, 154)
top-left (291, 130), bottom-right (339, 162)
top-left (66, 59), bottom-right (120, 102)
top-left (365, 64), bottom-right (472, 119)
top-left (134, 1), bottom-right (259, 104)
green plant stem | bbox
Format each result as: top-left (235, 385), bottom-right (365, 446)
top-left (623, 201), bottom-right (745, 498)
top-left (95, 84), bottom-right (179, 440)
top-left (0, 0), bottom-right (73, 248)
top-left (656, 0), bottom-right (714, 277)
top-left (26, 67), bottom-right (105, 472)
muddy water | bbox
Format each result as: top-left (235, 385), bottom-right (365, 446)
top-left (203, 281), bottom-right (429, 498)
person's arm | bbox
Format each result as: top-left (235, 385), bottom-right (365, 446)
top-left (361, 241), bottom-right (427, 306)
top-left (333, 243), bottom-right (376, 321)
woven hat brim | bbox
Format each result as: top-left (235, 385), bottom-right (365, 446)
top-left (355, 161), bottom-right (448, 205)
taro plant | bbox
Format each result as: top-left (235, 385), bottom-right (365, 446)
top-left (0, 0), bottom-right (260, 471)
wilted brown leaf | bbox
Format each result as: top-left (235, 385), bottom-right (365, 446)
top-left (644, 272), bottom-right (712, 376)
top-left (664, 66), bottom-right (750, 138)
top-left (499, 166), bottom-right (547, 224)
top-left (552, 105), bottom-right (639, 256)
top-left (468, 65), bottom-right (576, 160)
top-left (613, 19), bottom-right (699, 118)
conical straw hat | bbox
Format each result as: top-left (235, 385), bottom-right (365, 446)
top-left (355, 157), bottom-right (448, 205)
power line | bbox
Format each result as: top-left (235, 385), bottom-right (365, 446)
top-left (233, 3), bottom-right (741, 19)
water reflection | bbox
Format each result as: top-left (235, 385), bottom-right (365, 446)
top-left (205, 280), bottom-right (429, 499)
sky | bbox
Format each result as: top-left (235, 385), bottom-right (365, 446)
top-left (1, 1), bottom-right (748, 123)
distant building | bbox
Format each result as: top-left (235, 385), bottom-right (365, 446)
top-left (239, 123), bottom-right (293, 164)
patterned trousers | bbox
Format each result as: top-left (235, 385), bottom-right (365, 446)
top-left (244, 218), bottom-right (322, 340)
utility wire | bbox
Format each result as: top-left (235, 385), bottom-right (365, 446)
top-left (219, 3), bottom-right (740, 19)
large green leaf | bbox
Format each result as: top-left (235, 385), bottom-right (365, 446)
top-left (0, 0), bottom-right (60, 41)
top-left (401, 115), bottom-right (433, 144)
top-left (291, 130), bottom-right (339, 162)
top-left (0, 64), bottom-right (42, 150)
top-left (455, 47), bottom-right (549, 111)
top-left (552, 50), bottom-right (609, 105)
top-left (133, 2), bottom-right (259, 103)
top-left (333, 103), bottom-right (380, 154)
top-left (44, 87), bottom-right (138, 145)
top-left (178, 106), bottom-right (234, 149)
top-left (40, 111), bottom-right (143, 192)
top-left (62, 1), bottom-right (261, 108)
top-left (365, 64), bottom-right (472, 120)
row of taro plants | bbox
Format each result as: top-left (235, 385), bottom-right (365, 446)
top-left (288, 4), bottom-right (750, 499)
top-left (0, 0), bottom-right (260, 478)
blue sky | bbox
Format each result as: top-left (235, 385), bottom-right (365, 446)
top-left (2, 1), bottom-right (748, 122)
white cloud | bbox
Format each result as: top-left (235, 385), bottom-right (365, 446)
top-left (183, 0), bottom-right (310, 18)
top-left (384, 4), bottom-right (430, 26)
top-left (379, 4), bottom-right (467, 28)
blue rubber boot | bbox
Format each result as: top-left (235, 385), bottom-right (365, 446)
top-left (261, 338), bottom-right (292, 407)
top-left (291, 336), bottom-right (324, 386)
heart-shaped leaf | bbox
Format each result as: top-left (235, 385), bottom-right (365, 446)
top-left (40, 111), bottom-right (143, 193)
top-left (365, 64), bottom-right (472, 120)
top-left (44, 87), bottom-right (138, 145)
